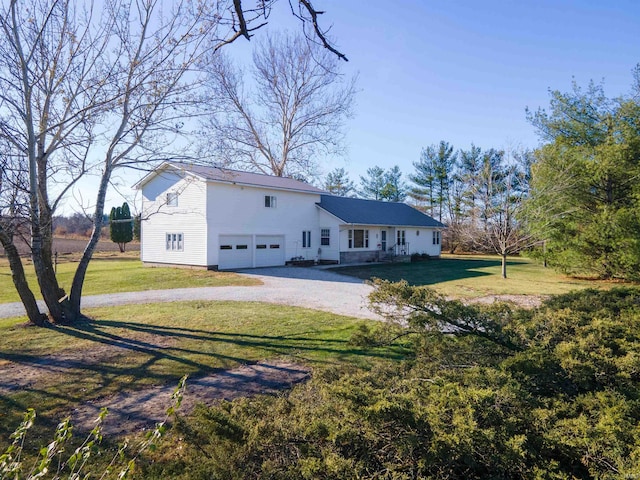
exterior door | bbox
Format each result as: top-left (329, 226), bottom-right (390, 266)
top-left (381, 231), bottom-right (387, 251)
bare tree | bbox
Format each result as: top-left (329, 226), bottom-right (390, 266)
top-left (0, 0), bottom-right (347, 325)
top-left (201, 31), bottom-right (356, 178)
top-left (469, 150), bottom-right (537, 278)
top-left (0, 139), bottom-right (43, 323)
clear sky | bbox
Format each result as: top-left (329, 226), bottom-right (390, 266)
top-left (73, 0), bottom-right (640, 214)
top-left (315, 0), bottom-right (640, 180)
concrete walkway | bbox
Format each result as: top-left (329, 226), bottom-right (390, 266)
top-left (0, 267), bottom-right (380, 320)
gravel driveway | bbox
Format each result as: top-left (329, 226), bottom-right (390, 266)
top-left (0, 266), bottom-right (380, 320)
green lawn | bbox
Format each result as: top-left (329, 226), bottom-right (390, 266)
top-left (0, 256), bottom-right (260, 303)
top-left (332, 254), bottom-right (615, 298)
top-left (0, 301), bottom-right (405, 444)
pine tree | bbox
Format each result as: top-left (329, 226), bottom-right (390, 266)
top-left (324, 168), bottom-right (355, 196)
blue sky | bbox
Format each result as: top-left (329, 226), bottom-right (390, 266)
top-left (313, 0), bottom-right (640, 180)
top-left (74, 0), bottom-right (640, 213)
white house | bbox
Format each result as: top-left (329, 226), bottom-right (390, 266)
top-left (135, 162), bottom-right (445, 270)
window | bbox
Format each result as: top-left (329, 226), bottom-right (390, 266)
top-left (256, 244), bottom-right (267, 249)
top-left (302, 230), bottom-right (311, 248)
top-left (166, 233), bottom-right (183, 251)
top-left (270, 244), bottom-right (280, 249)
top-left (321, 228), bottom-right (330, 246)
top-left (236, 244), bottom-right (248, 250)
top-left (348, 229), bottom-right (369, 249)
top-left (166, 192), bottom-right (178, 207)
top-left (397, 230), bottom-right (406, 246)
top-left (220, 245), bottom-right (232, 250)
top-left (264, 195), bottom-right (277, 208)
top-left (433, 231), bottom-right (441, 245)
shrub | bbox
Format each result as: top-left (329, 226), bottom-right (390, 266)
top-left (410, 252), bottom-right (430, 262)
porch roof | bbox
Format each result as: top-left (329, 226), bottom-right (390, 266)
top-left (317, 195), bottom-right (446, 228)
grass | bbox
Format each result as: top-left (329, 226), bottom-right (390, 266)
top-left (0, 253), bottom-right (260, 303)
top-left (0, 301), bottom-right (406, 446)
top-left (332, 254), bottom-right (616, 298)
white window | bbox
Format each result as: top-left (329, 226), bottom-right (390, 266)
top-left (166, 192), bottom-right (178, 207)
top-left (348, 229), bottom-right (369, 249)
top-left (302, 230), bottom-right (311, 248)
top-left (321, 228), bottom-right (330, 246)
top-left (166, 233), bottom-right (183, 251)
top-left (265, 195), bottom-right (277, 208)
top-left (433, 231), bottom-right (441, 245)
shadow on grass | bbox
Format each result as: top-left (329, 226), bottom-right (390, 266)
top-left (331, 257), bottom-right (526, 285)
top-left (0, 316), bottom-right (409, 427)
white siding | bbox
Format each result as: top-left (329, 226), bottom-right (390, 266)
top-left (405, 228), bottom-right (442, 256)
top-left (337, 225), bottom-right (443, 257)
top-left (140, 173), bottom-right (208, 267)
top-left (206, 183), bottom-right (321, 267)
top-left (316, 209), bottom-right (341, 262)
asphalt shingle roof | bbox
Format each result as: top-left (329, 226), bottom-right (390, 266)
top-left (317, 195), bottom-right (446, 228)
top-left (169, 162), bottom-right (326, 194)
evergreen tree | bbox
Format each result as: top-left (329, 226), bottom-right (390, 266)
top-left (409, 148), bottom-right (436, 215)
top-left (409, 141), bottom-right (455, 220)
top-left (458, 144), bottom-right (483, 223)
top-left (381, 165), bottom-right (407, 202)
top-left (324, 168), bottom-right (355, 196)
top-left (526, 75), bottom-right (640, 280)
top-left (359, 166), bottom-right (386, 200)
top-left (109, 202), bottom-right (133, 253)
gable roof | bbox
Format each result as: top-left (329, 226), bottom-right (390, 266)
top-left (317, 195), bottom-right (446, 228)
top-left (135, 161), bottom-right (326, 194)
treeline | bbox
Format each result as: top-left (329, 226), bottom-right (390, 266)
top-left (52, 213), bottom-right (107, 237)
top-left (326, 71), bottom-right (640, 281)
top-left (325, 145), bottom-right (533, 278)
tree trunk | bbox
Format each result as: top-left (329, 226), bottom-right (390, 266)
top-left (67, 168), bottom-right (111, 320)
top-left (31, 192), bottom-right (69, 322)
top-left (0, 234), bottom-right (46, 325)
top-left (501, 253), bottom-right (508, 279)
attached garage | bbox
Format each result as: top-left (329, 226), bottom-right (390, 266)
top-left (218, 235), bottom-right (253, 269)
top-left (255, 235), bottom-right (285, 267)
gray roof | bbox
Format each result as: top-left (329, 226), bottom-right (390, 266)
top-left (176, 162), bottom-right (327, 193)
top-left (138, 161), bottom-right (326, 194)
top-left (317, 195), bottom-right (446, 228)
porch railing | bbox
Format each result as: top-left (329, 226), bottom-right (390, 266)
top-left (388, 243), bottom-right (410, 256)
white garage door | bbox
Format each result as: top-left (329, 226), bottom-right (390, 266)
top-left (255, 235), bottom-right (285, 267)
top-left (218, 235), bottom-right (253, 269)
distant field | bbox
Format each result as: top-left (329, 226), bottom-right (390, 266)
top-left (0, 236), bottom-right (140, 257)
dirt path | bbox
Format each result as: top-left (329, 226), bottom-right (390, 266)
top-left (1, 349), bottom-right (310, 437)
top-left (70, 360), bottom-right (310, 436)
